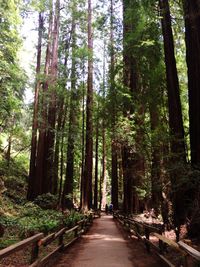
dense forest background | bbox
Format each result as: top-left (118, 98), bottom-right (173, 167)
top-left (1, 0), bottom-right (200, 248)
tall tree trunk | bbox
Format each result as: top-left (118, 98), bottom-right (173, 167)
top-left (58, 29), bottom-right (71, 205)
top-left (62, 15), bottom-right (78, 209)
top-left (82, 0), bottom-right (93, 211)
top-left (6, 135), bottom-right (12, 167)
top-left (27, 13), bottom-right (43, 200)
top-left (111, 142), bottom-right (118, 209)
top-left (35, 3), bottom-right (53, 198)
top-left (110, 0), bottom-right (118, 210)
top-left (58, 103), bottom-right (67, 205)
top-left (159, 0), bottom-right (186, 229)
top-left (101, 124), bottom-right (107, 209)
top-left (183, 0), bottom-right (200, 238)
top-left (44, 0), bottom-right (60, 193)
top-left (80, 75), bottom-right (85, 208)
top-left (53, 98), bottom-right (64, 195)
top-left (94, 113), bottom-right (99, 210)
top-left (122, 0), bottom-right (140, 214)
top-left (183, 1), bottom-right (200, 169)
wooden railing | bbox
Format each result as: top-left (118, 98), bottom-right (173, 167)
top-left (113, 212), bottom-right (200, 267)
top-left (0, 213), bottom-right (95, 267)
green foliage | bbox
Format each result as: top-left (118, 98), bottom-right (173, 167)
top-left (0, 215), bottom-right (18, 228)
top-left (0, 0), bottom-right (27, 136)
top-left (18, 203), bottom-right (64, 237)
top-left (4, 175), bottom-right (27, 205)
top-left (63, 210), bottom-right (84, 228)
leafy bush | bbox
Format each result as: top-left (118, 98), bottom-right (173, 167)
top-left (0, 216), bottom-right (18, 227)
top-left (18, 203), bottom-right (64, 238)
top-left (63, 211), bottom-right (84, 228)
top-left (4, 176), bottom-right (27, 205)
top-left (33, 193), bottom-right (58, 209)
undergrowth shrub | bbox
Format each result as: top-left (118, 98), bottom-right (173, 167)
top-left (63, 211), bottom-right (84, 228)
top-left (33, 193), bottom-right (58, 209)
top-left (0, 199), bottom-right (85, 248)
top-left (18, 203), bottom-right (64, 237)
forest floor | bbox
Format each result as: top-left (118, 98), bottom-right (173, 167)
top-left (52, 214), bottom-right (161, 267)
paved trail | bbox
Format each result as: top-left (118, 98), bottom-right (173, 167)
top-left (54, 214), bottom-right (160, 267)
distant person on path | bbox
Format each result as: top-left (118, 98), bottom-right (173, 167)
top-left (109, 203), bottom-right (113, 214)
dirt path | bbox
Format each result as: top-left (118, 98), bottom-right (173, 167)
top-left (54, 214), bottom-right (160, 267)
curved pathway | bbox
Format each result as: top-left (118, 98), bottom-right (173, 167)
top-left (54, 214), bottom-right (160, 267)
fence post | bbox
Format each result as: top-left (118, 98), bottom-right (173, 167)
top-left (158, 230), bottom-right (164, 254)
top-left (82, 219), bottom-right (85, 233)
top-left (135, 223), bottom-right (140, 240)
top-left (182, 254), bottom-right (188, 267)
top-left (58, 233), bottom-right (64, 251)
top-left (145, 227), bottom-right (150, 253)
top-left (30, 241), bottom-right (39, 264)
top-left (74, 227), bottom-right (78, 238)
top-left (124, 217), bottom-right (126, 228)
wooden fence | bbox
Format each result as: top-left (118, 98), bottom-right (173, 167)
top-left (113, 212), bottom-right (200, 267)
top-left (0, 213), bottom-right (96, 267)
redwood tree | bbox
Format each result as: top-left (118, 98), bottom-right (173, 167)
top-left (62, 11), bottom-right (79, 209)
top-left (159, 0), bottom-right (187, 231)
top-left (183, 0), bottom-right (200, 237)
top-left (27, 12), bottom-right (44, 200)
top-left (110, 0), bottom-right (118, 210)
top-left (81, 0), bottom-right (93, 210)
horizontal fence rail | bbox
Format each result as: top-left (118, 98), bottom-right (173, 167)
top-left (0, 211), bottom-right (99, 267)
top-left (113, 212), bottom-right (200, 267)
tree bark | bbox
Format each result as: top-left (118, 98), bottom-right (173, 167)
top-left (34, 3), bottom-right (53, 198)
top-left (159, 0), bottom-right (187, 228)
top-left (6, 135), bottom-right (12, 167)
top-left (183, 0), bottom-right (200, 238)
top-left (94, 113), bottom-right (99, 210)
top-left (183, 1), bottom-right (200, 168)
top-left (101, 124), bottom-right (107, 209)
top-left (110, 0), bottom-right (119, 210)
top-left (122, 0), bottom-right (140, 214)
top-left (82, 0), bottom-right (93, 211)
top-left (44, 0), bottom-right (60, 193)
top-left (27, 12), bottom-right (43, 200)
top-left (62, 14), bottom-right (78, 209)
top-left (53, 98), bottom-right (64, 195)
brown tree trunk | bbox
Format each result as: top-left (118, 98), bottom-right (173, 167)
top-left (53, 98), bottom-right (64, 195)
top-left (6, 135), bottom-right (12, 167)
top-left (183, 0), bottom-right (200, 238)
top-left (80, 77), bottom-right (85, 208)
top-left (44, 0), bottom-right (60, 193)
top-left (58, 103), bottom-right (67, 205)
top-left (94, 113), bottom-right (99, 210)
top-left (82, 0), bottom-right (93, 211)
top-left (101, 124), bottom-right (107, 209)
top-left (183, 1), bottom-right (200, 169)
top-left (27, 13), bottom-right (43, 200)
top-left (159, 0), bottom-right (187, 229)
top-left (62, 16), bottom-right (78, 209)
top-left (35, 4), bottom-right (53, 198)
top-left (111, 142), bottom-right (118, 209)
top-left (110, 0), bottom-right (118, 210)
top-left (58, 29), bottom-right (71, 205)
top-left (122, 0), bottom-right (140, 214)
